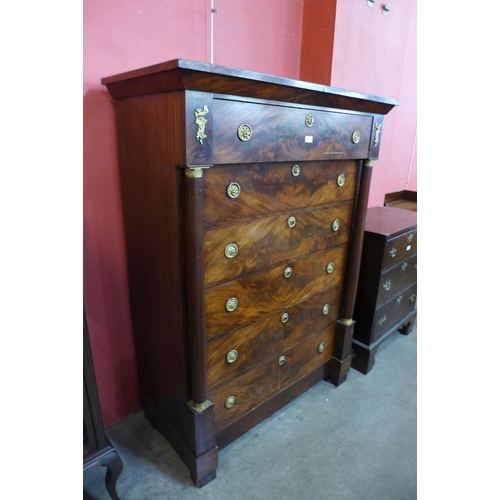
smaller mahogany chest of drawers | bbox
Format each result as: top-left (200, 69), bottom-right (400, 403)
top-left (352, 206), bottom-right (417, 374)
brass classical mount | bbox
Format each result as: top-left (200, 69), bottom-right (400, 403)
top-left (194, 106), bottom-right (209, 145)
top-left (374, 123), bottom-right (381, 146)
top-left (187, 399), bottom-right (214, 414)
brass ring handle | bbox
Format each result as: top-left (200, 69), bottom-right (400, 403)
top-left (305, 115), bottom-right (314, 127)
top-left (326, 262), bottom-right (334, 274)
top-left (337, 174), bottom-right (346, 187)
top-left (317, 342), bottom-right (326, 353)
top-left (352, 131), bottom-right (361, 144)
top-left (227, 182), bottom-right (241, 199)
top-left (225, 396), bottom-right (237, 409)
top-left (226, 350), bottom-right (238, 364)
top-left (278, 355), bottom-right (286, 366)
top-left (383, 280), bottom-right (391, 291)
top-left (225, 243), bottom-right (239, 259)
top-left (225, 298), bottom-right (238, 312)
top-left (322, 304), bottom-right (330, 315)
top-left (378, 315), bottom-right (387, 326)
top-left (291, 164), bottom-right (301, 176)
top-left (284, 267), bottom-right (293, 278)
top-left (281, 312), bottom-right (289, 323)
top-left (332, 219), bottom-right (340, 232)
top-left (288, 216), bottom-right (296, 228)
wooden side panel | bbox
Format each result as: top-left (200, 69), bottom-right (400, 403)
top-left (205, 246), bottom-right (347, 338)
top-left (206, 286), bottom-right (342, 390)
top-left (114, 92), bottom-right (187, 404)
top-left (212, 99), bottom-right (372, 163)
top-left (204, 202), bottom-right (353, 287)
top-left (203, 160), bottom-right (357, 224)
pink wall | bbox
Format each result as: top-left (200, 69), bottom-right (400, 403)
top-left (330, 0), bottom-right (417, 207)
top-left (84, 0), bottom-right (416, 427)
top-left (84, 0), bottom-right (305, 426)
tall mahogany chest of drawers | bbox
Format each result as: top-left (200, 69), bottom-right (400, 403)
top-left (102, 59), bottom-right (398, 487)
top-left (352, 206), bottom-right (417, 374)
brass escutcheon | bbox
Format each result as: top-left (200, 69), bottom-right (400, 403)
top-left (226, 350), bottom-right (238, 364)
top-left (225, 396), bottom-right (237, 409)
top-left (389, 248), bottom-right (397, 258)
top-left (288, 216), bottom-right (296, 228)
top-left (337, 173), bottom-right (346, 187)
top-left (225, 298), bottom-right (238, 312)
top-left (284, 267), bottom-right (293, 278)
top-left (332, 219), bottom-right (340, 232)
top-left (318, 342), bottom-right (326, 353)
top-left (227, 182), bottom-right (241, 199)
top-left (352, 130), bottom-right (361, 144)
top-left (281, 312), bottom-right (289, 323)
top-left (305, 114), bottom-right (314, 127)
top-left (322, 304), bottom-right (330, 315)
top-left (292, 164), bottom-right (301, 176)
top-left (401, 262), bottom-right (408, 271)
top-left (225, 243), bottom-right (239, 259)
top-left (237, 124), bottom-right (252, 141)
top-left (378, 315), bottom-right (387, 326)
top-left (278, 355), bottom-right (286, 366)
top-left (383, 280), bottom-right (391, 291)
top-left (326, 262), bottom-right (334, 274)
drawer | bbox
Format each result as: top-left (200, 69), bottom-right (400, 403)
top-left (376, 254), bottom-right (417, 307)
top-left (205, 246), bottom-right (347, 339)
top-left (209, 325), bottom-right (334, 432)
top-left (212, 99), bottom-right (372, 164)
top-left (206, 286), bottom-right (342, 390)
top-left (382, 229), bottom-right (417, 271)
top-left (372, 282), bottom-right (417, 342)
top-left (203, 160), bottom-right (357, 224)
top-left (204, 203), bottom-right (353, 287)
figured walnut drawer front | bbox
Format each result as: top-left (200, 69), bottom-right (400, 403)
top-left (204, 203), bottom-right (353, 287)
top-left (372, 282), bottom-right (417, 342)
top-left (376, 253), bottom-right (417, 307)
top-left (209, 326), bottom-right (334, 432)
top-left (205, 246), bottom-right (347, 339)
top-left (382, 229), bottom-right (417, 271)
top-left (212, 99), bottom-right (372, 164)
top-left (206, 286), bottom-right (342, 391)
top-left (203, 160), bottom-right (356, 224)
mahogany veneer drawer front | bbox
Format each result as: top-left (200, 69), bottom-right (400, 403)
top-left (102, 59), bottom-right (397, 487)
top-left (203, 160), bottom-right (357, 223)
top-left (352, 207), bottom-right (417, 374)
top-left (212, 99), bottom-right (373, 163)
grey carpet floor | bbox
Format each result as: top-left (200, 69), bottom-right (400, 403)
top-left (84, 322), bottom-right (417, 500)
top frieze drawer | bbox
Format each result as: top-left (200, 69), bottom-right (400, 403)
top-left (211, 99), bottom-right (372, 164)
